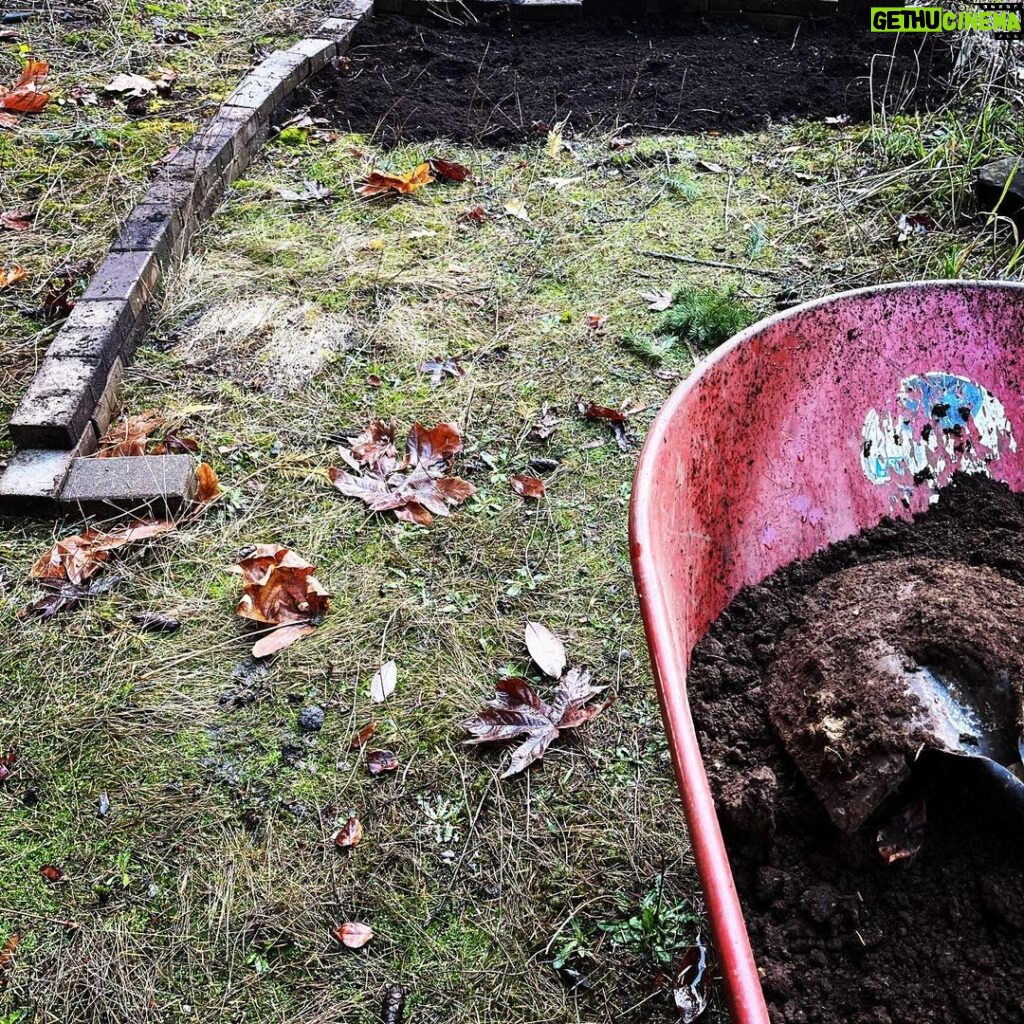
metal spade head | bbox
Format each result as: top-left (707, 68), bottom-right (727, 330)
top-left (765, 558), bottom-right (1024, 833)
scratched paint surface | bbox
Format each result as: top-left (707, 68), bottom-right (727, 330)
top-left (861, 372), bottom-right (1018, 503)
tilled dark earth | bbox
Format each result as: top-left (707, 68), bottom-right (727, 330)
top-left (306, 12), bottom-right (952, 143)
top-left (688, 475), bottom-right (1024, 1024)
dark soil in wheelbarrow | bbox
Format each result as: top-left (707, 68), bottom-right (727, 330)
top-left (688, 473), bottom-right (1024, 1024)
top-left (305, 13), bottom-right (952, 144)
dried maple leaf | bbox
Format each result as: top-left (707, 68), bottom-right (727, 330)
top-left (30, 521), bottom-right (174, 586)
top-left (0, 265), bottom-right (27, 289)
top-left (367, 748), bottom-right (399, 775)
top-left (335, 815), bottom-right (363, 849)
top-left (333, 921), bottom-right (373, 948)
top-left (233, 545), bottom-right (329, 657)
top-left (0, 60), bottom-right (50, 114)
top-left (97, 409), bottom-right (166, 458)
top-left (510, 474), bottom-right (545, 500)
top-left (0, 208), bottom-right (31, 231)
top-left (104, 67), bottom-right (176, 98)
top-left (329, 420), bottom-right (475, 526)
top-left (19, 575), bottom-right (120, 620)
top-left (527, 404), bottom-right (559, 442)
top-left (357, 162), bottom-right (432, 197)
top-left (462, 646), bottom-right (611, 778)
top-left (428, 156), bottom-right (470, 182)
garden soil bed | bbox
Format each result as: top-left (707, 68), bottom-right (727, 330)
top-left (688, 473), bottom-right (1024, 1024)
top-left (306, 13), bottom-right (952, 144)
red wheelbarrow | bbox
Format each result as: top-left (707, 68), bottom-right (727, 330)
top-left (629, 280), bottom-right (1024, 1024)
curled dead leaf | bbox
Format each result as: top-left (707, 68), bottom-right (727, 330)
top-left (510, 474), bottom-right (545, 500)
top-left (335, 815), bottom-right (363, 849)
top-left (251, 622), bottom-right (316, 659)
top-left (39, 864), bottom-right (64, 883)
top-left (428, 156), bottom-right (470, 182)
top-left (0, 932), bottom-right (19, 990)
top-left (358, 163), bottom-right (432, 197)
top-left (350, 722), bottom-right (376, 749)
top-left (97, 409), bottom-right (166, 458)
top-left (333, 921), bottom-right (373, 948)
top-left (0, 208), bottom-right (31, 231)
top-left (367, 749), bottom-right (399, 775)
top-left (193, 462), bottom-right (221, 503)
top-left (0, 265), bottom-right (28, 289)
top-left (30, 521), bottom-right (175, 586)
top-left (0, 60), bottom-right (50, 114)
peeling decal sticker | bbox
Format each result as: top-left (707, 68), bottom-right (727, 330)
top-left (861, 372), bottom-right (1016, 502)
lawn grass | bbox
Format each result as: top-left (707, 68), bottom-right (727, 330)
top-left (2, 9), bottom-right (1024, 1024)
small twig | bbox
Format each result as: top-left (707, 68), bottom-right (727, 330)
top-left (642, 250), bottom-right (784, 279)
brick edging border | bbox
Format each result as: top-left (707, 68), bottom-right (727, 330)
top-left (0, 0), bottom-right (374, 516)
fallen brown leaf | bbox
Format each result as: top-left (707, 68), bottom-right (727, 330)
top-left (0, 112), bottom-right (18, 129)
top-left (357, 163), bottom-right (432, 197)
top-left (428, 156), bottom-right (470, 182)
top-left (0, 60), bottom-right (50, 114)
top-left (350, 722), bottom-right (376, 749)
top-left (97, 409), bottom-right (166, 458)
top-left (193, 462), bottom-right (221, 503)
top-left (329, 420), bottom-right (475, 527)
top-left (0, 265), bottom-right (27, 289)
top-left (463, 627), bottom-right (611, 778)
top-left (510, 474), bottom-right (545, 500)
top-left (0, 208), bottom-right (31, 231)
top-left (460, 205), bottom-right (488, 225)
top-left (367, 749), bottom-right (399, 775)
top-left (30, 521), bottom-right (175, 586)
top-left (234, 545), bottom-right (329, 657)
top-left (39, 865), bottom-right (64, 883)
top-left (333, 921), bottom-right (373, 948)
top-left (335, 815), bottom-right (363, 849)
top-left (0, 932), bottom-right (19, 990)
top-left (252, 622), bottom-right (316, 659)
top-left (0, 752), bottom-right (16, 784)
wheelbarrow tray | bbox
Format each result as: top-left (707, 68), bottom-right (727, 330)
top-left (628, 280), bottom-right (1024, 1023)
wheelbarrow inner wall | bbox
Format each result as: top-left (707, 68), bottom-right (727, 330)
top-left (629, 281), bottom-right (1024, 1024)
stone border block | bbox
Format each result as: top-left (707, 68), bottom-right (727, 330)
top-left (331, 0), bottom-right (373, 18)
top-left (45, 299), bottom-right (130, 374)
top-left (0, 427), bottom-right (99, 516)
top-left (319, 17), bottom-right (359, 47)
top-left (224, 49), bottom-right (308, 121)
top-left (91, 358), bottom-right (125, 438)
top-left (287, 37), bottom-right (338, 76)
top-left (8, 356), bottom-right (108, 450)
top-left (60, 454), bottom-right (198, 519)
top-left (81, 249), bottom-right (160, 320)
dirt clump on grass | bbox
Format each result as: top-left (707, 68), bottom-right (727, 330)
top-left (688, 474), bottom-right (1024, 1024)
top-left (307, 13), bottom-right (952, 144)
